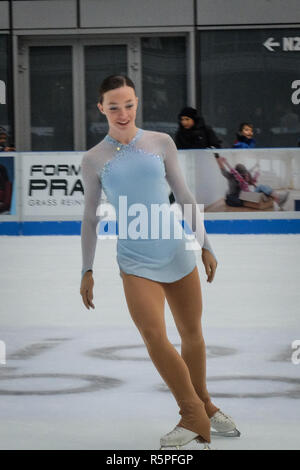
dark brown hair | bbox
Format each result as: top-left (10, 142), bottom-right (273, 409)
top-left (239, 122), bottom-right (253, 132)
top-left (98, 75), bottom-right (136, 104)
top-left (235, 163), bottom-right (255, 185)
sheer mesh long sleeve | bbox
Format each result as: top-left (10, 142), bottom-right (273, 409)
top-left (163, 135), bottom-right (216, 261)
top-left (81, 153), bottom-right (102, 278)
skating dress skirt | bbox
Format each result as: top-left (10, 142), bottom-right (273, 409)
top-left (99, 131), bottom-right (197, 283)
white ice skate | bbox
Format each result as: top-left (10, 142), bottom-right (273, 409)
top-left (160, 426), bottom-right (212, 450)
top-left (210, 410), bottom-right (241, 437)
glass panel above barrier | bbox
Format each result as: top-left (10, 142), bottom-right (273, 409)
top-left (30, 46), bottom-right (73, 151)
top-left (142, 37), bottom-right (187, 138)
top-left (0, 35), bottom-right (14, 151)
top-left (85, 45), bottom-right (127, 149)
top-left (199, 29), bottom-right (300, 149)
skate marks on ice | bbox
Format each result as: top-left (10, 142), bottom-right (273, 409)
top-left (157, 375), bottom-right (300, 399)
top-left (0, 333), bottom-right (299, 399)
top-left (0, 336), bottom-right (123, 396)
top-left (85, 344), bottom-right (237, 361)
top-left (0, 327), bottom-right (299, 450)
top-left (270, 345), bottom-right (300, 363)
top-left (0, 373), bottom-right (122, 396)
top-left (155, 329), bottom-right (300, 400)
top-left (87, 341), bottom-right (300, 400)
top-left (8, 338), bottom-right (71, 359)
top-left (0, 338), bottom-right (236, 395)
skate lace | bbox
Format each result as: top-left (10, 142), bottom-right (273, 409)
top-left (165, 426), bottom-right (182, 437)
top-left (212, 410), bottom-right (232, 423)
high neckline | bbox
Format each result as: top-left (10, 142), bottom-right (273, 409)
top-left (105, 128), bottom-right (143, 147)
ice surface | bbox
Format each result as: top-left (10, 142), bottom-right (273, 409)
top-left (0, 234), bottom-right (299, 449)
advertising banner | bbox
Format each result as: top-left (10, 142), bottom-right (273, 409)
top-left (178, 148), bottom-right (300, 214)
top-left (1, 149), bottom-right (300, 235)
top-left (21, 152), bottom-right (84, 217)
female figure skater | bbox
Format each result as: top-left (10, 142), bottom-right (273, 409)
top-left (80, 75), bottom-right (240, 449)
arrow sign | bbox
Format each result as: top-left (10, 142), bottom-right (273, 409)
top-left (263, 37), bottom-right (280, 52)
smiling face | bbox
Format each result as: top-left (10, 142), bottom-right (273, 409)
top-left (97, 86), bottom-right (138, 138)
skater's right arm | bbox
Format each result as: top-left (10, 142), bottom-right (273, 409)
top-left (215, 156), bottom-right (231, 179)
top-left (219, 157), bottom-right (248, 188)
top-left (80, 152), bottom-right (102, 309)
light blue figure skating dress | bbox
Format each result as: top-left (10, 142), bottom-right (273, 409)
top-left (81, 128), bottom-right (215, 282)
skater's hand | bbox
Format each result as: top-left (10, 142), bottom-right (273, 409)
top-left (80, 271), bottom-right (95, 310)
top-left (220, 156), bottom-right (230, 168)
top-left (217, 156), bottom-right (227, 169)
top-left (202, 248), bottom-right (217, 283)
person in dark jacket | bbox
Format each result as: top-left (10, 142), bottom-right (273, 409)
top-left (233, 122), bottom-right (256, 149)
top-left (0, 128), bottom-right (15, 152)
top-left (169, 108), bottom-right (221, 203)
top-left (175, 107), bottom-right (221, 150)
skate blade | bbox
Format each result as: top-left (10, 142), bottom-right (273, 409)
top-left (211, 428), bottom-right (241, 438)
top-left (160, 444), bottom-right (213, 450)
top-left (160, 445), bottom-right (181, 450)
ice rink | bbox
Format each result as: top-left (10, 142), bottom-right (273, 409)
top-left (0, 234), bottom-right (300, 450)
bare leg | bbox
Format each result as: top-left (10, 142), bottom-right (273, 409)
top-left (270, 191), bottom-right (280, 203)
top-left (269, 190), bottom-right (289, 209)
top-left (121, 270), bottom-right (210, 442)
top-left (161, 266), bottom-right (219, 419)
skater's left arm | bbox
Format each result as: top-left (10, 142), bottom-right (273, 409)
top-left (163, 134), bottom-right (217, 283)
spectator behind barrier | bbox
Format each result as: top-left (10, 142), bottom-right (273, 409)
top-left (174, 107), bottom-right (221, 150)
top-left (0, 127), bottom-right (16, 152)
top-left (169, 107), bottom-right (221, 204)
top-left (233, 122), bottom-right (256, 149)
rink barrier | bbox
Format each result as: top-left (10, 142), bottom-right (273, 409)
top-left (1, 148), bottom-right (300, 235)
top-left (1, 219), bottom-right (300, 235)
